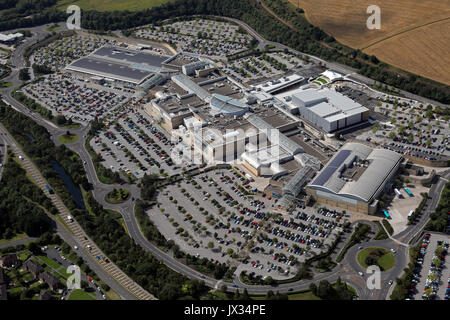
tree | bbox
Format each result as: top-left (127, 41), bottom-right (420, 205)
top-left (56, 115), bottom-right (67, 125)
top-left (19, 68), bottom-right (30, 81)
top-left (264, 276), bottom-right (274, 285)
top-left (316, 280), bottom-right (335, 299)
top-left (265, 290), bottom-right (274, 300)
top-left (372, 124), bottom-right (378, 134)
top-left (309, 283), bottom-right (317, 296)
top-left (241, 288), bottom-right (250, 300)
top-left (28, 242), bottom-right (41, 255)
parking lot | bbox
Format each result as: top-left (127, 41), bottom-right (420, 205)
top-left (31, 34), bottom-right (117, 72)
top-left (411, 233), bottom-right (449, 300)
top-left (225, 52), bottom-right (306, 83)
top-left (146, 167), bottom-right (343, 280)
top-left (134, 18), bottom-right (252, 57)
top-left (90, 107), bottom-right (186, 179)
top-left (351, 94), bottom-right (450, 162)
top-left (21, 73), bottom-right (132, 124)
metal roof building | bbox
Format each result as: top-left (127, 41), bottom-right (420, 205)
top-left (210, 94), bottom-right (248, 117)
top-left (246, 114), bottom-right (304, 156)
top-left (307, 142), bottom-right (402, 213)
top-left (66, 46), bottom-right (177, 85)
top-left (0, 32), bottom-right (23, 43)
top-left (182, 61), bottom-right (209, 76)
top-left (66, 57), bottom-right (153, 84)
top-left (171, 74), bottom-right (211, 101)
top-left (139, 73), bottom-right (167, 91)
top-left (292, 89), bottom-right (369, 132)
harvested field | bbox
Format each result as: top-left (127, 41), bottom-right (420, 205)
top-left (288, 0), bottom-right (450, 85)
top-left (365, 19), bottom-right (450, 86)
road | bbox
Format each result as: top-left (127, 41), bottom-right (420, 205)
top-left (0, 237), bottom-right (37, 250)
top-left (0, 21), bottom-right (448, 300)
top-left (43, 246), bottom-right (104, 300)
top-left (0, 122), bottom-right (155, 300)
top-left (250, 0), bottom-right (448, 107)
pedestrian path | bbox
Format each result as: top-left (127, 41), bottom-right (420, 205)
top-left (1, 124), bottom-right (156, 300)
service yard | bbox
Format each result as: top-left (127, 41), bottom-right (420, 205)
top-left (385, 183), bottom-right (431, 235)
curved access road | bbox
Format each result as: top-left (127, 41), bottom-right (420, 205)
top-left (2, 20), bottom-right (448, 300)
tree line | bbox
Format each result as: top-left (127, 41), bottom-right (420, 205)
top-left (0, 102), bottom-right (208, 299)
top-left (0, 150), bottom-right (54, 239)
top-left (0, 103), bottom-right (90, 213)
top-left (1, 0), bottom-right (448, 102)
top-left (426, 181), bottom-right (450, 232)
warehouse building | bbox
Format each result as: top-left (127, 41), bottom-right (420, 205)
top-left (291, 89), bottom-right (369, 132)
top-left (66, 46), bottom-right (176, 86)
top-left (306, 143), bottom-right (402, 214)
top-left (0, 32), bottom-right (23, 44)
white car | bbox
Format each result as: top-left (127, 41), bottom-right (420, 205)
top-left (390, 248), bottom-right (396, 253)
top-left (73, 246), bottom-right (78, 250)
top-left (358, 272), bottom-right (364, 276)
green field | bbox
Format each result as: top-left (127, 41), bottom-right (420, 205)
top-left (55, 0), bottom-right (173, 12)
top-left (68, 289), bottom-right (95, 300)
top-left (357, 247), bottom-right (395, 271)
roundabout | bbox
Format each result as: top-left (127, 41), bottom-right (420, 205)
top-left (58, 131), bottom-right (79, 144)
top-left (357, 247), bottom-right (396, 271)
top-left (105, 188), bottom-right (131, 204)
